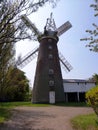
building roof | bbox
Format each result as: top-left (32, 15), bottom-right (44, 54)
top-left (63, 79), bottom-right (95, 83)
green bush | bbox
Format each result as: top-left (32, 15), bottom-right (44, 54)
top-left (86, 86), bottom-right (98, 116)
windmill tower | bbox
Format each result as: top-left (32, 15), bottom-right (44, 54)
top-left (16, 13), bottom-right (72, 104)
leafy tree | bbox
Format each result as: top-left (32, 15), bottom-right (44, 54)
top-left (0, 19), bottom-right (15, 99)
top-left (0, 43), bottom-right (15, 101)
top-left (1, 66), bottom-right (30, 101)
top-left (86, 74), bottom-right (98, 116)
top-left (89, 73), bottom-right (98, 85)
top-left (80, 0), bottom-right (98, 52)
top-left (0, 0), bottom-right (16, 98)
top-left (86, 86), bottom-right (98, 116)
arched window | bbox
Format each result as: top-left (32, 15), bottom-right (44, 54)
top-left (49, 80), bottom-right (54, 86)
top-left (48, 45), bottom-right (53, 50)
top-left (48, 54), bottom-right (53, 59)
top-left (49, 69), bottom-right (54, 75)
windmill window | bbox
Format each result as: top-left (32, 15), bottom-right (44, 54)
top-left (49, 80), bottom-right (54, 86)
top-left (48, 45), bottom-right (53, 50)
top-left (49, 69), bottom-right (54, 75)
top-left (48, 54), bottom-right (53, 59)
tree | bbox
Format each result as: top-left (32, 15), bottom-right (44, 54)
top-left (0, 43), bottom-right (15, 101)
top-left (0, 0), bottom-right (59, 43)
top-left (0, 19), bottom-right (15, 99)
top-left (86, 73), bottom-right (98, 116)
top-left (89, 73), bottom-right (98, 85)
top-left (80, 0), bottom-right (98, 52)
top-left (86, 86), bottom-right (98, 116)
top-left (0, 66), bottom-right (30, 101)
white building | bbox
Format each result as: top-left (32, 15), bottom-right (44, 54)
top-left (63, 79), bottom-right (96, 102)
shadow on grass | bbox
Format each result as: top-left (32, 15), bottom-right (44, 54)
top-left (0, 101), bottom-right (89, 108)
top-left (54, 102), bottom-right (89, 107)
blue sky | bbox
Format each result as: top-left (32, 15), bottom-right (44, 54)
top-left (16, 0), bottom-right (98, 87)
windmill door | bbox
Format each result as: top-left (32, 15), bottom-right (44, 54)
top-left (49, 91), bottom-right (55, 104)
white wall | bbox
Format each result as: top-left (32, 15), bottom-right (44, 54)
top-left (63, 82), bottom-right (95, 92)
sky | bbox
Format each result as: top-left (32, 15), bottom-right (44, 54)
top-left (16, 0), bottom-right (98, 87)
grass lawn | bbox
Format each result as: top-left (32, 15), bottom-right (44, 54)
top-left (55, 102), bottom-right (88, 107)
top-left (0, 101), bottom-right (50, 108)
top-left (71, 113), bottom-right (98, 130)
top-left (0, 108), bottom-right (10, 123)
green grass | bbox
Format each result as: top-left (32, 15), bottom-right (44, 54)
top-left (0, 101), bottom-right (50, 108)
top-left (55, 102), bottom-right (88, 107)
top-left (0, 102), bottom-right (88, 109)
top-left (0, 108), bottom-right (10, 123)
top-left (71, 113), bottom-right (98, 130)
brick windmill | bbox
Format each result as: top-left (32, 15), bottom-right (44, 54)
top-left (16, 13), bottom-right (72, 104)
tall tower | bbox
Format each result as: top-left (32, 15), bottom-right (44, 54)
top-left (33, 33), bottom-right (65, 103)
top-left (32, 14), bottom-right (65, 103)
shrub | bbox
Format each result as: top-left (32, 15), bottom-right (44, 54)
top-left (86, 86), bottom-right (98, 116)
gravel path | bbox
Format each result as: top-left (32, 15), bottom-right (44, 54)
top-left (0, 106), bottom-right (94, 130)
